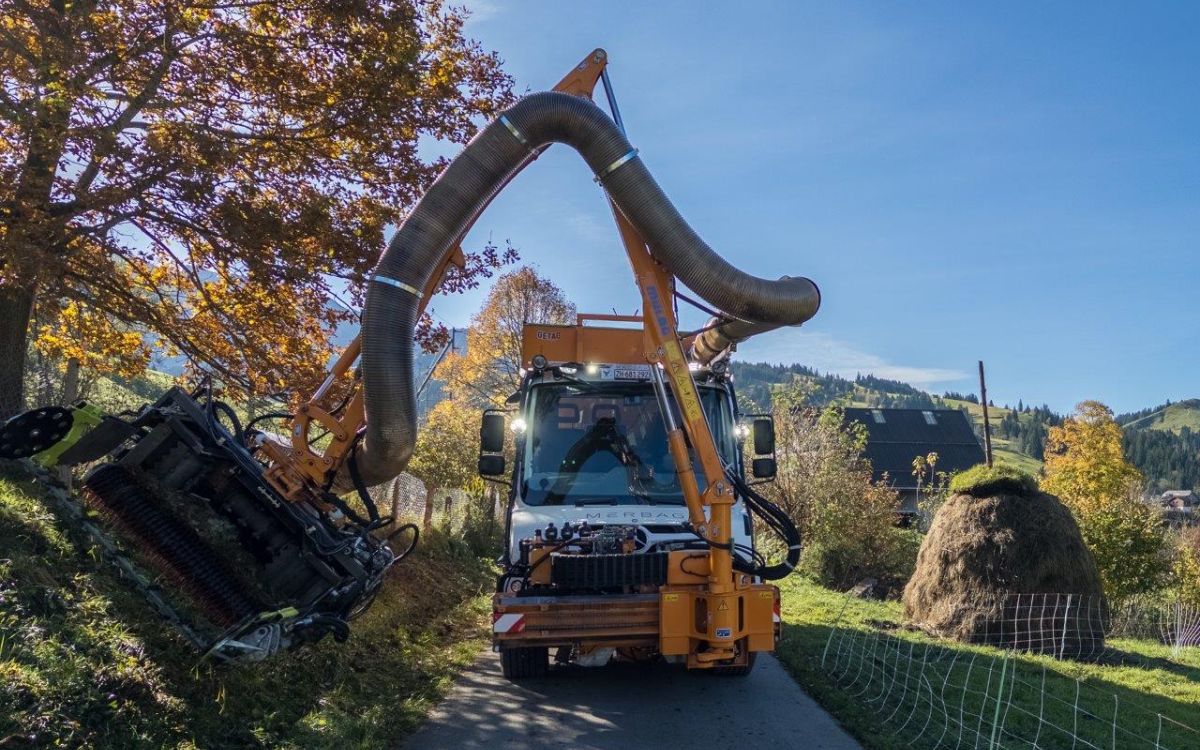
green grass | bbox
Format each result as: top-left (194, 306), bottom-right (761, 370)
top-left (942, 398), bottom-right (1046, 476)
top-left (68, 369), bottom-right (178, 414)
top-left (1124, 400), bottom-right (1200, 435)
top-left (949, 463), bottom-right (1037, 496)
top-left (775, 578), bottom-right (1200, 750)
top-left (0, 464), bottom-right (491, 749)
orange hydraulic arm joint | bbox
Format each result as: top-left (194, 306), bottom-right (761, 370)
top-left (558, 51), bottom-right (754, 666)
top-left (257, 246), bottom-right (466, 507)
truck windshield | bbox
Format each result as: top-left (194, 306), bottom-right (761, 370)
top-left (520, 381), bottom-right (737, 506)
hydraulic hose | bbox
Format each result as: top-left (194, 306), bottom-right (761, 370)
top-left (727, 469), bottom-right (802, 581)
top-left (354, 91), bottom-right (821, 486)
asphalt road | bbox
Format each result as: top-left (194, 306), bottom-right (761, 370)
top-left (403, 650), bottom-right (862, 750)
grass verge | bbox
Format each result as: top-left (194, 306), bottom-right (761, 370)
top-left (775, 578), bottom-right (1200, 750)
top-left (0, 463), bottom-right (491, 749)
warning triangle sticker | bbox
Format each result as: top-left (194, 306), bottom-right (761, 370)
top-left (718, 600), bottom-right (729, 611)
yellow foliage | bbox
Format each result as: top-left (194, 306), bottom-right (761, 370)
top-left (1043, 401), bottom-right (1168, 601)
top-left (33, 300), bottom-right (150, 379)
top-left (1173, 528), bottom-right (1200, 608)
top-left (407, 398), bottom-right (482, 495)
top-left (1043, 400), bottom-right (1142, 514)
top-left (1, 0), bottom-right (513, 408)
top-left (437, 267), bottom-right (575, 407)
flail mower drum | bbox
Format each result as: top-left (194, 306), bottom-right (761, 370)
top-left (0, 387), bottom-right (413, 662)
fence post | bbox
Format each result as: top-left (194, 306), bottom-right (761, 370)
top-left (1060, 594), bottom-right (1074, 659)
top-left (1112, 695), bottom-right (1119, 750)
top-left (1072, 680), bottom-right (1081, 750)
top-left (1175, 598), bottom-right (1184, 658)
top-left (988, 653), bottom-right (1009, 750)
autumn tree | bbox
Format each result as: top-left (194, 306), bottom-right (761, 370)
top-left (437, 266), bottom-right (575, 407)
top-left (1172, 527), bottom-right (1200, 608)
top-left (406, 397), bottom-right (481, 530)
top-left (766, 383), bottom-right (915, 592)
top-left (25, 297), bottom-right (150, 404)
top-left (0, 1), bottom-right (515, 415)
top-left (1043, 400), bottom-right (1169, 601)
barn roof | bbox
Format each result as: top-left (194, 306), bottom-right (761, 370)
top-left (843, 407), bottom-right (986, 490)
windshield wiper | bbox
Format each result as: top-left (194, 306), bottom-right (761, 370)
top-left (627, 487), bottom-right (659, 505)
top-left (573, 497), bottom-right (619, 506)
top-left (549, 367), bottom-right (601, 391)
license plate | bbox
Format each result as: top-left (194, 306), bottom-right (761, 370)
top-left (612, 366), bottom-right (651, 381)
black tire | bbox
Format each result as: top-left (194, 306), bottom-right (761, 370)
top-left (710, 651), bottom-right (757, 677)
top-left (499, 646), bottom-right (549, 680)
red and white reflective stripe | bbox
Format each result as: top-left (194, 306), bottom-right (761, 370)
top-left (773, 600), bottom-right (781, 624)
top-left (492, 612), bottom-right (526, 634)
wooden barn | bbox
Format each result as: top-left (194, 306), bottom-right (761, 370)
top-left (843, 407), bottom-right (987, 520)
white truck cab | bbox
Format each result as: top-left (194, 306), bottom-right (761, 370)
top-left (499, 366), bottom-right (754, 568)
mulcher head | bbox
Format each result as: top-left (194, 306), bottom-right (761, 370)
top-left (2, 387), bottom-right (406, 662)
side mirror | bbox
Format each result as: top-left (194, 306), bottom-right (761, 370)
top-left (753, 417), bottom-right (775, 456)
top-left (478, 454), bottom-right (506, 476)
top-left (480, 412), bottom-right (506, 454)
top-left (752, 457), bottom-right (777, 479)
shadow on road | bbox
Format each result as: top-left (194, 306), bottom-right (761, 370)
top-left (403, 650), bottom-right (861, 750)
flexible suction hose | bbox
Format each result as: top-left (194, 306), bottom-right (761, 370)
top-left (354, 91), bottom-right (820, 486)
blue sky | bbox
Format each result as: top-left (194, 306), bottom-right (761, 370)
top-left (420, 1), bottom-right (1199, 414)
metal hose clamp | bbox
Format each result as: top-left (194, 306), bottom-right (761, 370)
top-left (594, 149), bottom-right (639, 183)
top-left (371, 274), bottom-right (422, 298)
top-left (499, 115), bottom-right (528, 146)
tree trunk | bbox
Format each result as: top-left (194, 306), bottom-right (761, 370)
top-left (487, 485), bottom-right (497, 538)
top-left (390, 478), bottom-right (403, 521)
top-left (0, 284), bottom-right (36, 418)
top-left (422, 482), bottom-right (438, 531)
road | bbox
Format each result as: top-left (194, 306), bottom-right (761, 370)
top-left (403, 650), bottom-right (862, 749)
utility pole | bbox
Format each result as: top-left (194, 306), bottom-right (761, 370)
top-left (978, 360), bottom-right (993, 468)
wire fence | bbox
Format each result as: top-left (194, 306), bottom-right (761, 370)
top-left (1110, 596), bottom-right (1200, 659)
top-left (916, 593), bottom-right (1200, 662)
top-left (820, 616), bottom-right (1200, 750)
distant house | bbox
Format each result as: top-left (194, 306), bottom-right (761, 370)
top-left (1160, 490), bottom-right (1197, 511)
top-left (843, 408), bottom-right (987, 518)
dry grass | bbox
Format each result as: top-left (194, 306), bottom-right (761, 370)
top-left (903, 481), bottom-right (1104, 654)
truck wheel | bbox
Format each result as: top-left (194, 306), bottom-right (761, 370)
top-left (710, 652), bottom-right (757, 677)
top-left (500, 646), bottom-right (549, 680)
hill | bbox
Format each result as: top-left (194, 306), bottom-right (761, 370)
top-left (731, 361), bottom-right (1042, 475)
top-left (731, 362), bottom-right (936, 411)
top-left (0, 462), bottom-right (490, 748)
top-left (1118, 399), bottom-right (1200, 434)
top-left (731, 360), bottom-right (1200, 492)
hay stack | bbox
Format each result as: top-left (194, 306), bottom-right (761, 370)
top-left (903, 466), bottom-right (1104, 657)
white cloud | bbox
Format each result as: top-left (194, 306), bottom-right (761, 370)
top-left (736, 329), bottom-right (968, 389)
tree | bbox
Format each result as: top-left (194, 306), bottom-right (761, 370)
top-left (1043, 400), bottom-right (1169, 601)
top-left (437, 266), bottom-right (575, 407)
top-left (0, 1), bottom-right (515, 414)
top-left (1044, 402), bottom-right (1140, 513)
top-left (406, 397), bottom-right (481, 530)
top-left (1173, 527), bottom-right (1200, 608)
top-left (766, 383), bottom-right (915, 593)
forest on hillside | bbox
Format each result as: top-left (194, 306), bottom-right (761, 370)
top-left (732, 361), bottom-right (1200, 493)
top-left (731, 362), bottom-right (936, 411)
